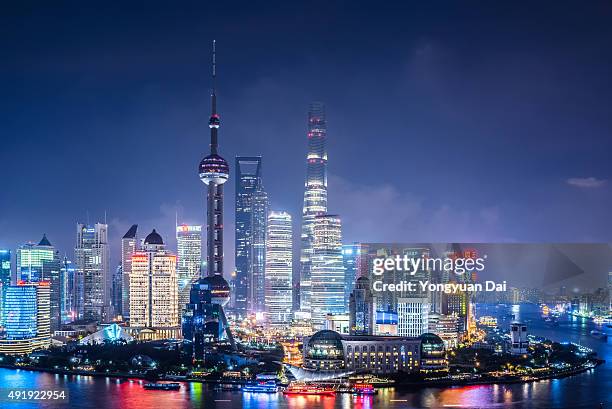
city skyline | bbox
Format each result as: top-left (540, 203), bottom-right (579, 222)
top-left (2, 2), bottom-right (612, 290)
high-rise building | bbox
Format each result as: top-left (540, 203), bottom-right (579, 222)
top-left (129, 230), bottom-right (179, 334)
top-left (250, 186), bottom-right (268, 314)
top-left (16, 235), bottom-right (61, 331)
top-left (184, 41), bottom-right (236, 358)
top-left (176, 224), bottom-right (202, 311)
top-left (234, 156), bottom-right (264, 317)
top-left (342, 243), bottom-right (361, 311)
top-left (60, 256), bottom-right (76, 323)
top-left (397, 297), bottom-right (430, 337)
top-left (442, 290), bottom-right (470, 336)
top-left (121, 224), bottom-right (138, 321)
top-left (608, 272), bottom-right (612, 311)
top-left (75, 223), bottom-right (110, 321)
top-left (0, 250), bottom-right (11, 324)
top-left (299, 102), bottom-right (328, 312)
top-left (311, 214), bottom-right (345, 328)
top-left (510, 322), bottom-right (528, 355)
top-left (0, 281), bottom-right (51, 355)
top-left (349, 276), bottom-right (374, 335)
top-left (111, 264), bottom-right (122, 318)
top-left (265, 211), bottom-right (293, 326)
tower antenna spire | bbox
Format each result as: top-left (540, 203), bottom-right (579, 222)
top-left (208, 39), bottom-right (220, 153)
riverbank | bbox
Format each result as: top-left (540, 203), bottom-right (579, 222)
top-left (1, 358), bottom-right (603, 390)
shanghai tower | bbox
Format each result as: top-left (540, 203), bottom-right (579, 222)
top-left (299, 102), bottom-right (328, 312)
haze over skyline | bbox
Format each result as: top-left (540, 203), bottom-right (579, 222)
top-left (2, 2), bottom-right (612, 288)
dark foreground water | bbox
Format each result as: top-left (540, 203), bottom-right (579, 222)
top-left (1, 304), bottom-right (610, 408)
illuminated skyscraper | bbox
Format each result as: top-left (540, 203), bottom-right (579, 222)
top-left (250, 186), bottom-right (268, 314)
top-left (16, 235), bottom-right (61, 331)
top-left (265, 211), bottom-right (293, 326)
top-left (349, 276), bottom-right (374, 335)
top-left (112, 264), bottom-right (122, 318)
top-left (75, 223), bottom-right (110, 321)
top-left (129, 230), bottom-right (179, 334)
top-left (310, 214), bottom-right (345, 328)
top-left (177, 224), bottom-right (202, 311)
top-left (299, 102), bottom-right (328, 312)
top-left (397, 297), bottom-right (430, 337)
top-left (121, 224), bottom-right (138, 321)
top-left (342, 243), bottom-right (361, 310)
top-left (0, 250), bottom-right (11, 324)
top-left (234, 156), bottom-right (265, 317)
top-left (60, 256), bottom-right (75, 323)
top-left (0, 281), bottom-right (51, 355)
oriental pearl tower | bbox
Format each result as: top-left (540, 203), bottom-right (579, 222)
top-left (198, 40), bottom-right (231, 307)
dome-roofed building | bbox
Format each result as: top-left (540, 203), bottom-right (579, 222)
top-left (419, 333), bottom-right (448, 373)
top-left (303, 330), bottom-right (346, 371)
top-left (144, 229), bottom-right (164, 246)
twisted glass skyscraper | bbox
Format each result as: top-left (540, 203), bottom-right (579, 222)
top-left (299, 102), bottom-right (328, 312)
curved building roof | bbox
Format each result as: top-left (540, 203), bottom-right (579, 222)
top-left (144, 229), bottom-right (164, 245)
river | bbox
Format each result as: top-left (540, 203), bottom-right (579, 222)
top-left (1, 304), bottom-right (610, 408)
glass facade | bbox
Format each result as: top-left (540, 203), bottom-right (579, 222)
top-left (265, 211), bottom-right (293, 326)
top-left (176, 225), bottom-right (202, 311)
top-left (299, 102), bottom-right (328, 312)
top-left (234, 156), bottom-right (265, 317)
top-left (75, 223), bottom-right (110, 321)
top-left (311, 215), bottom-right (345, 328)
top-left (0, 250), bottom-right (10, 325)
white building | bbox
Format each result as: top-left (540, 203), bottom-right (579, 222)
top-left (397, 297), bottom-right (429, 337)
top-left (265, 211), bottom-right (293, 326)
top-left (510, 322), bottom-right (528, 355)
top-left (311, 215), bottom-right (345, 329)
top-left (129, 230), bottom-right (179, 334)
top-left (121, 224), bottom-right (138, 321)
top-left (176, 224), bottom-right (202, 311)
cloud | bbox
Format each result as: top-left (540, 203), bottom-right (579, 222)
top-left (566, 177), bottom-right (606, 188)
top-left (328, 174), bottom-right (509, 243)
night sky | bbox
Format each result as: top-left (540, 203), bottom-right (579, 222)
top-left (2, 2), bottom-right (612, 288)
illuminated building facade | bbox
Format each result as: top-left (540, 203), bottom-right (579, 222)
top-left (311, 215), bottom-right (345, 328)
top-left (0, 282), bottom-right (51, 355)
top-left (419, 333), bottom-right (448, 373)
top-left (250, 186), bottom-right (268, 314)
top-left (234, 156), bottom-right (265, 317)
top-left (428, 313), bottom-right (459, 349)
top-left (299, 102), bottom-right (328, 312)
top-left (442, 290), bottom-right (469, 336)
top-left (302, 330), bottom-right (421, 375)
top-left (0, 250), bottom-right (10, 323)
top-left (265, 211), bottom-right (293, 326)
top-left (75, 223), bottom-right (110, 321)
top-left (176, 224), bottom-right (202, 311)
top-left (16, 235), bottom-right (61, 331)
top-left (342, 243), bottom-right (360, 310)
top-left (121, 224), bottom-right (138, 321)
top-left (510, 322), bottom-right (528, 355)
top-left (397, 297), bottom-right (430, 337)
top-left (349, 276), bottom-right (374, 335)
top-left (60, 257), bottom-right (75, 323)
top-left (183, 41), bottom-right (236, 359)
top-left (129, 230), bottom-right (179, 334)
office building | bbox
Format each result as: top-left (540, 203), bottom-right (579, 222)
top-left (234, 156), bottom-right (264, 317)
top-left (16, 235), bottom-right (61, 331)
top-left (111, 264), bottom-right (122, 318)
top-left (176, 224), bottom-right (202, 311)
top-left (299, 102), bottom-right (328, 312)
top-left (349, 276), bottom-right (374, 335)
top-left (311, 214), bottom-right (345, 328)
top-left (75, 223), bottom-right (110, 321)
top-left (121, 224), bottom-right (138, 321)
top-left (129, 230), bottom-right (179, 336)
top-left (60, 257), bottom-right (75, 323)
top-left (0, 250), bottom-right (10, 323)
top-left (397, 297), bottom-right (429, 337)
top-left (0, 282), bottom-right (51, 355)
top-left (265, 211), bottom-right (293, 326)
top-left (250, 186), bottom-right (268, 314)
top-left (342, 243), bottom-right (360, 310)
top-left (510, 322), bottom-right (529, 355)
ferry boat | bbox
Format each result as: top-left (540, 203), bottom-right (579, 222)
top-left (283, 382), bottom-right (335, 396)
top-left (143, 382), bottom-right (181, 391)
top-left (242, 380), bottom-right (279, 393)
top-left (351, 383), bottom-right (376, 395)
